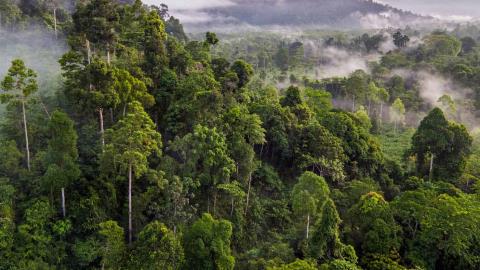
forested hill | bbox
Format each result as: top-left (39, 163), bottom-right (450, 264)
top-left (179, 0), bottom-right (426, 29)
top-left (3, 0), bottom-right (480, 269)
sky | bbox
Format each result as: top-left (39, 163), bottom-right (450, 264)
top-left (146, 0), bottom-right (480, 19)
top-left (378, 0), bottom-right (480, 20)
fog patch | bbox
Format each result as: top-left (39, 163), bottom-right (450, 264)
top-left (0, 30), bottom-right (67, 96)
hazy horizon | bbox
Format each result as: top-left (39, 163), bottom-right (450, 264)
top-left (146, 0), bottom-right (480, 22)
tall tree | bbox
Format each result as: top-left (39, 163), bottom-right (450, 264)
top-left (390, 98), bottom-right (405, 133)
top-left (411, 108), bottom-right (472, 180)
top-left (104, 101), bottom-right (161, 244)
top-left (73, 0), bottom-right (120, 64)
top-left (291, 172), bottom-right (330, 240)
top-left (143, 10), bottom-right (168, 85)
top-left (43, 111), bottom-right (80, 217)
top-left (309, 198), bottom-right (356, 265)
top-left (0, 59), bottom-right (38, 171)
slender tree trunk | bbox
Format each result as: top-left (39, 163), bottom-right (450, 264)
top-left (107, 43), bottom-right (111, 65)
top-left (230, 198), bottom-right (234, 217)
top-left (99, 108), bottom-right (105, 150)
top-left (109, 108), bottom-right (113, 124)
top-left (22, 100), bottom-right (31, 171)
top-left (38, 96), bottom-right (51, 118)
top-left (245, 173), bottom-right (252, 216)
top-left (429, 153), bottom-right (434, 181)
top-left (306, 213), bottom-right (310, 239)
top-left (53, 8), bottom-right (57, 39)
top-left (123, 104), bottom-right (127, 117)
top-left (86, 39), bottom-right (91, 64)
top-left (61, 187), bottom-right (66, 217)
top-left (207, 195), bottom-right (210, 214)
top-left (128, 163), bottom-right (133, 244)
top-left (380, 102), bottom-right (384, 124)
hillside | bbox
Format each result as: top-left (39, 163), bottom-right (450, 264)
top-left (180, 0), bottom-right (427, 30)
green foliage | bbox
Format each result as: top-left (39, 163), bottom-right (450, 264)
top-left (411, 108), bottom-right (472, 180)
top-left (98, 220), bottom-right (126, 269)
top-left (1, 59), bottom-right (38, 100)
top-left (4, 2), bottom-right (480, 269)
top-left (424, 34), bottom-right (462, 57)
top-left (292, 171), bottom-right (329, 222)
top-left (268, 259), bottom-right (317, 270)
top-left (130, 221), bottom-right (184, 270)
top-left (104, 101), bottom-right (161, 177)
top-left (43, 110), bottom-right (80, 194)
top-left (183, 213), bottom-right (235, 270)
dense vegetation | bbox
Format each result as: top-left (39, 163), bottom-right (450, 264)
top-left (2, 1), bottom-right (480, 270)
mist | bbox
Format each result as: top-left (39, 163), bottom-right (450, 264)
top-left (0, 29), bottom-right (67, 97)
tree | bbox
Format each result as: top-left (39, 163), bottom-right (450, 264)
top-left (0, 0), bottom-right (23, 28)
top-left (43, 111), bottom-right (80, 217)
top-left (390, 98), bottom-right (405, 133)
top-left (393, 31), bottom-right (409, 48)
top-left (424, 34), bottom-right (461, 57)
top-left (206, 32), bottom-right (219, 46)
top-left (411, 108), bottom-right (472, 180)
top-left (97, 220), bottom-right (126, 269)
top-left (113, 68), bottom-right (154, 116)
top-left (292, 172), bottom-right (330, 240)
top-left (220, 105), bottom-right (265, 215)
top-left (73, 0), bottom-right (120, 64)
top-left (304, 88), bottom-right (333, 118)
top-left (347, 192), bottom-right (401, 257)
top-left (1, 59), bottom-right (38, 171)
top-left (0, 140), bottom-right (23, 178)
top-left (310, 198), bottom-right (356, 264)
top-left (168, 125), bottom-right (235, 215)
top-left (393, 187), bottom-right (480, 269)
top-left (143, 10), bottom-right (168, 85)
top-left (183, 213), bottom-right (235, 270)
top-left (130, 221), bottom-right (184, 270)
top-left (16, 199), bottom-right (54, 267)
top-left (230, 60), bottom-right (254, 89)
top-left (104, 101), bottom-right (161, 243)
top-left (345, 70), bottom-right (369, 111)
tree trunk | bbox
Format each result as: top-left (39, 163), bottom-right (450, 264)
top-left (245, 173), bottom-right (252, 216)
top-left (22, 100), bottom-right (31, 171)
top-left (230, 198), bottom-right (234, 217)
top-left (128, 163), bottom-right (133, 244)
top-left (379, 102), bottom-right (384, 124)
top-left (86, 39), bottom-right (91, 64)
top-left (53, 8), bottom-right (57, 39)
top-left (110, 108), bottom-right (114, 123)
top-left (106, 43), bottom-right (111, 65)
top-left (429, 153), bottom-right (434, 181)
top-left (306, 213), bottom-right (310, 239)
top-left (99, 108), bottom-right (105, 150)
top-left (61, 187), bottom-right (66, 218)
